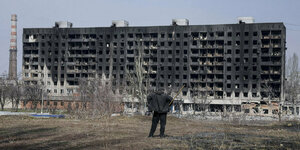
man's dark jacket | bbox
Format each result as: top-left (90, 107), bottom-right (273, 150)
top-left (147, 91), bottom-right (173, 113)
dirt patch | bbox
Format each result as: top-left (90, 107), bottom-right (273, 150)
top-left (0, 115), bottom-right (299, 149)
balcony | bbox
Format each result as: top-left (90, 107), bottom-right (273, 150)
top-left (214, 53), bottom-right (223, 57)
top-left (262, 45), bottom-right (270, 48)
top-left (271, 35), bottom-right (281, 39)
top-left (214, 87), bottom-right (223, 91)
top-left (214, 70), bottom-right (223, 74)
top-left (215, 45), bottom-right (224, 49)
top-left (262, 35), bottom-right (270, 39)
top-left (272, 52), bottom-right (282, 56)
top-left (273, 44), bottom-right (281, 48)
top-left (214, 62), bottom-right (224, 66)
top-left (214, 78), bottom-right (223, 82)
top-left (270, 70), bottom-right (280, 74)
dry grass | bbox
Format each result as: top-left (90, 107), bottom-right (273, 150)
top-left (0, 115), bottom-right (299, 150)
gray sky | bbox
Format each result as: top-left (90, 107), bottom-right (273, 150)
top-left (0, 0), bottom-right (300, 74)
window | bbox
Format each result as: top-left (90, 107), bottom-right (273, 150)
top-left (252, 93), bottom-right (257, 97)
top-left (227, 41), bottom-right (232, 46)
top-left (227, 66), bottom-right (231, 71)
top-left (227, 92), bottom-right (231, 97)
top-left (227, 32), bottom-right (232, 37)
top-left (253, 49), bottom-right (257, 53)
top-left (253, 40), bottom-right (258, 45)
top-left (227, 84), bottom-right (231, 88)
top-left (253, 66), bottom-right (257, 71)
top-left (227, 58), bottom-right (231, 63)
top-left (253, 58), bottom-right (257, 63)
top-left (182, 33), bottom-right (187, 38)
top-left (235, 92), bottom-right (239, 97)
top-left (227, 49), bottom-right (231, 54)
top-left (227, 75), bottom-right (231, 80)
top-left (245, 109), bottom-right (250, 113)
top-left (253, 32), bottom-right (258, 36)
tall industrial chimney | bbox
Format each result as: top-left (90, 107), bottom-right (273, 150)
top-left (8, 14), bottom-right (17, 80)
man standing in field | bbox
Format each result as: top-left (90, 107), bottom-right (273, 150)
top-left (146, 88), bottom-right (172, 138)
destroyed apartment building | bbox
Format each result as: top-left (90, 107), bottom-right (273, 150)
top-left (22, 18), bottom-right (287, 115)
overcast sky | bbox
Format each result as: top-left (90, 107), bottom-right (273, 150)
top-left (0, 0), bottom-right (300, 74)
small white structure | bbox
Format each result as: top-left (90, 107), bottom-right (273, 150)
top-left (172, 19), bottom-right (189, 26)
top-left (112, 20), bottom-right (129, 27)
top-left (55, 21), bottom-right (73, 28)
top-left (237, 17), bottom-right (255, 24)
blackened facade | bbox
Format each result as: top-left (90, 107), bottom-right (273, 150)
top-left (22, 20), bottom-right (286, 110)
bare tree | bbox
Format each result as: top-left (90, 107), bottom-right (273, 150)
top-left (75, 74), bottom-right (121, 118)
top-left (0, 74), bottom-right (9, 110)
top-left (195, 91), bottom-right (211, 118)
top-left (23, 84), bottom-right (42, 111)
top-left (261, 83), bottom-right (278, 103)
top-left (285, 53), bottom-right (299, 115)
top-left (125, 40), bottom-right (149, 114)
top-left (78, 78), bottom-right (93, 111)
top-left (8, 80), bottom-right (23, 112)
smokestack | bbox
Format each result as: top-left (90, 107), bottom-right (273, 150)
top-left (9, 14), bottom-right (17, 80)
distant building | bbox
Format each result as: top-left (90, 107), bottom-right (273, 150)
top-left (22, 19), bottom-right (286, 114)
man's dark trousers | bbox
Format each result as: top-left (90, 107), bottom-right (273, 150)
top-left (149, 112), bottom-right (167, 137)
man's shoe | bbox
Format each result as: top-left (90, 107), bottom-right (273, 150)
top-left (159, 135), bottom-right (167, 138)
top-left (148, 135), bottom-right (153, 138)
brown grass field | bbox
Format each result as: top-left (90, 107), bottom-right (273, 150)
top-left (0, 115), bottom-right (299, 150)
